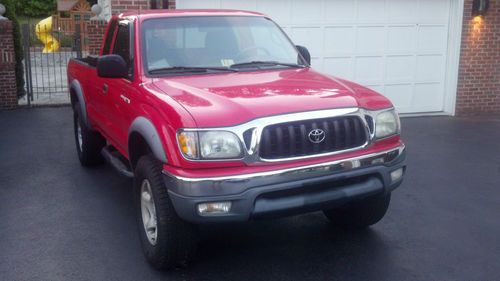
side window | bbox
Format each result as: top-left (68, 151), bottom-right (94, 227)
top-left (102, 20), bottom-right (118, 55)
top-left (112, 23), bottom-right (133, 77)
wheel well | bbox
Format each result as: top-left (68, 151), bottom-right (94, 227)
top-left (70, 88), bottom-right (78, 108)
top-left (128, 132), bottom-right (152, 170)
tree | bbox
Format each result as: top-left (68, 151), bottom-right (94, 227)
top-left (0, 0), bottom-right (25, 98)
top-left (14, 0), bottom-right (56, 18)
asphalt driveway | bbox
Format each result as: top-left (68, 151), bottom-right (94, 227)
top-left (0, 107), bottom-right (499, 281)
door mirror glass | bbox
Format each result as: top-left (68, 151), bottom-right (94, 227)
top-left (296, 45), bottom-right (311, 65)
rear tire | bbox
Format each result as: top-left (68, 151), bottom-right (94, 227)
top-left (73, 104), bottom-right (105, 166)
top-left (134, 154), bottom-right (198, 270)
top-left (323, 193), bottom-right (391, 229)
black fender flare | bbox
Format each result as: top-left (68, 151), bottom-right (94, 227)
top-left (70, 80), bottom-right (91, 129)
top-left (128, 117), bottom-right (168, 163)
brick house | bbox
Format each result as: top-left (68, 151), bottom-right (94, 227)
top-left (94, 0), bottom-right (498, 116)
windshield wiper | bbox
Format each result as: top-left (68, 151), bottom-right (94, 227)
top-left (230, 61), bottom-right (306, 69)
top-left (149, 66), bottom-right (238, 74)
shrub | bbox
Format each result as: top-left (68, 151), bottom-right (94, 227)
top-left (14, 0), bottom-right (56, 18)
top-left (0, 0), bottom-right (26, 98)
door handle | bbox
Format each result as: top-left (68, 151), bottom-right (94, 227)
top-left (120, 94), bottom-right (131, 104)
top-left (102, 84), bottom-right (108, 94)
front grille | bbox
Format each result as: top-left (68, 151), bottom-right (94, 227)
top-left (259, 116), bottom-right (368, 160)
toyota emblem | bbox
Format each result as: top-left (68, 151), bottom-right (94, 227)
top-left (308, 129), bottom-right (326, 144)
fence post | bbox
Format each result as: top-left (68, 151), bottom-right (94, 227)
top-left (22, 24), bottom-right (33, 105)
top-left (75, 24), bottom-right (82, 59)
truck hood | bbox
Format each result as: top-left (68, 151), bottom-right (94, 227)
top-left (152, 68), bottom-right (392, 127)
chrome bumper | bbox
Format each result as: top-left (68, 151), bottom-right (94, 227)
top-left (163, 144), bottom-right (406, 223)
top-left (163, 144), bottom-right (405, 197)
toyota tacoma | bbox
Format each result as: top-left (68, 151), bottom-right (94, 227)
top-left (67, 9), bottom-right (406, 269)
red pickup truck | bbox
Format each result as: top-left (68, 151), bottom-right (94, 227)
top-left (68, 9), bottom-right (406, 269)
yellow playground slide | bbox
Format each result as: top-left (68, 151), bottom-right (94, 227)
top-left (35, 16), bottom-right (60, 53)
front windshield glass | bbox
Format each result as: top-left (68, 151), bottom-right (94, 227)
top-left (142, 16), bottom-right (303, 73)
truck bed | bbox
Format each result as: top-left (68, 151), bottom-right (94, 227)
top-left (71, 56), bottom-right (99, 68)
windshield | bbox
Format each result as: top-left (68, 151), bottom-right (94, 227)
top-left (142, 16), bottom-right (304, 74)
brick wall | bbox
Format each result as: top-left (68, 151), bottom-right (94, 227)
top-left (111, 0), bottom-right (176, 13)
top-left (87, 20), bottom-right (108, 55)
top-left (111, 0), bottom-right (150, 13)
top-left (0, 20), bottom-right (17, 110)
top-left (456, 0), bottom-right (500, 115)
top-left (168, 0), bottom-right (176, 9)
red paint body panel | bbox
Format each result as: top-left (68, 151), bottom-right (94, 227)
top-left (153, 68), bottom-right (392, 128)
top-left (67, 10), bottom-right (400, 172)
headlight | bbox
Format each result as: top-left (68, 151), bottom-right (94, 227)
top-left (375, 110), bottom-right (400, 138)
top-left (177, 130), bottom-right (243, 160)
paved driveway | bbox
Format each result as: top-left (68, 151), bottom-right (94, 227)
top-left (0, 107), bottom-right (499, 281)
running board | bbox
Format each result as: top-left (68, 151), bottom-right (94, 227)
top-left (101, 147), bottom-right (134, 178)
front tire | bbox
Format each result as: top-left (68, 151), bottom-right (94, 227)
top-left (73, 104), bottom-right (105, 166)
top-left (323, 193), bottom-right (391, 229)
top-left (134, 154), bottom-right (198, 270)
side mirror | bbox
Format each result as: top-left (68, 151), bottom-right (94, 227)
top-left (296, 45), bottom-right (311, 65)
top-left (97, 54), bottom-right (128, 78)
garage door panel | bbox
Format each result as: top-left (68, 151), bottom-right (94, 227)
top-left (324, 57), bottom-right (353, 80)
top-left (386, 56), bottom-right (415, 82)
top-left (355, 56), bottom-right (384, 83)
top-left (325, 0), bottom-right (356, 23)
top-left (178, 0), bottom-right (453, 114)
top-left (418, 0), bottom-right (450, 23)
top-left (416, 55), bottom-right (444, 82)
top-left (387, 26), bottom-right (416, 53)
top-left (256, 1), bottom-right (292, 24)
top-left (357, 0), bottom-right (386, 23)
top-left (289, 27), bottom-right (323, 57)
top-left (385, 84), bottom-right (414, 109)
top-left (417, 25), bottom-right (448, 52)
top-left (220, 0), bottom-right (256, 11)
top-left (387, 0), bottom-right (419, 23)
top-left (179, 0), bottom-right (219, 9)
top-left (291, 0), bottom-right (324, 23)
top-left (356, 26), bottom-right (385, 53)
top-left (311, 58), bottom-right (322, 70)
top-left (324, 27), bottom-right (355, 55)
top-left (413, 83), bottom-right (444, 112)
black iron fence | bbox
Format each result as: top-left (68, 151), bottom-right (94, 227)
top-left (21, 21), bottom-right (89, 105)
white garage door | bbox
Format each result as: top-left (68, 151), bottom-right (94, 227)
top-left (177, 0), bottom-right (455, 114)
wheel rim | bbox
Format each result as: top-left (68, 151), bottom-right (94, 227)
top-left (140, 179), bottom-right (158, 245)
top-left (76, 119), bottom-right (83, 152)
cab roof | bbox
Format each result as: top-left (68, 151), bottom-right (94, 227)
top-left (118, 9), bottom-right (265, 20)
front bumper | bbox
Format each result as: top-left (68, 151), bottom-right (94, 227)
top-left (163, 144), bottom-right (406, 223)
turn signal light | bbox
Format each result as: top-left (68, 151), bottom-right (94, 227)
top-left (178, 132), bottom-right (198, 159)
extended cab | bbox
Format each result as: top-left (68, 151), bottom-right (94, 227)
top-left (67, 10), bottom-right (406, 270)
